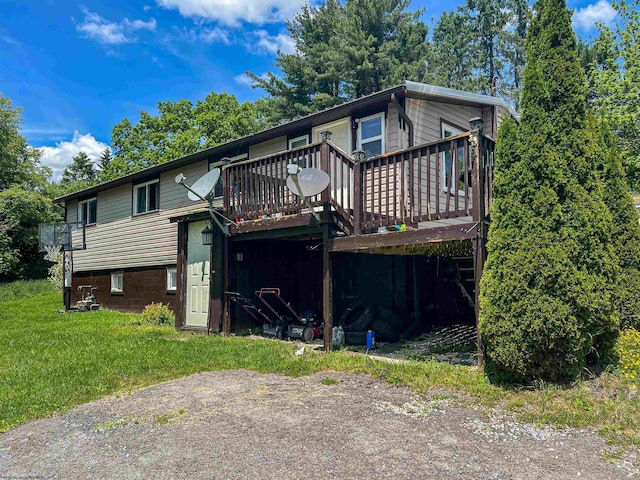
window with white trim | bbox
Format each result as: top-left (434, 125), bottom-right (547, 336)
top-left (78, 197), bottom-right (97, 225)
top-left (166, 267), bottom-right (177, 292)
top-left (358, 113), bottom-right (385, 158)
top-left (288, 134), bottom-right (310, 167)
top-left (441, 122), bottom-right (467, 196)
top-left (133, 179), bottom-right (159, 215)
top-left (288, 135), bottom-right (309, 150)
top-left (110, 272), bottom-right (123, 293)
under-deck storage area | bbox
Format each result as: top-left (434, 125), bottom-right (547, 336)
top-left (225, 235), bottom-right (475, 341)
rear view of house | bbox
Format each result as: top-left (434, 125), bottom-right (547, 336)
top-left (56, 81), bottom-right (516, 344)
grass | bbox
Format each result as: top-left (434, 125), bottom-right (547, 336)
top-left (0, 279), bottom-right (55, 302)
top-left (0, 288), bottom-right (639, 451)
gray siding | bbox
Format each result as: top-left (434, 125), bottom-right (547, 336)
top-left (249, 136), bottom-right (287, 159)
top-left (406, 99), bottom-right (482, 145)
top-left (387, 102), bottom-right (401, 152)
top-left (71, 160), bottom-right (209, 272)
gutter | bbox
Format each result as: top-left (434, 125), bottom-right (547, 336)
top-left (391, 93), bottom-right (414, 148)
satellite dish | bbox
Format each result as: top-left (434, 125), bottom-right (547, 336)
top-left (187, 168), bottom-right (221, 201)
top-left (286, 167), bottom-right (330, 197)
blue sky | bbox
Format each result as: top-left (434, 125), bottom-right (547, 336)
top-left (0, 0), bottom-right (618, 179)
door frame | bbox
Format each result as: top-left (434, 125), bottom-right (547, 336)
top-left (176, 218), bottom-right (226, 333)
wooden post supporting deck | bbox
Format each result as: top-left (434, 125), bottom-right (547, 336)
top-left (471, 131), bottom-right (486, 368)
top-left (320, 131), bottom-right (334, 353)
top-left (322, 224), bottom-right (333, 353)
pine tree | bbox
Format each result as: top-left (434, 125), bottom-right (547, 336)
top-left (248, 0), bottom-right (429, 123)
top-left (98, 148), bottom-right (112, 174)
top-left (479, 0), bottom-right (619, 382)
top-left (61, 151), bottom-right (96, 185)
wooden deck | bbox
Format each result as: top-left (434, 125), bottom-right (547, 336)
top-left (221, 132), bottom-right (495, 246)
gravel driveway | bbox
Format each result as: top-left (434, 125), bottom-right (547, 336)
top-left (0, 370), bottom-right (637, 479)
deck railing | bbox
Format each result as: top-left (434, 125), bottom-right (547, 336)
top-left (223, 133), bottom-right (495, 235)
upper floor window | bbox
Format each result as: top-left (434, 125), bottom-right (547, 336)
top-left (358, 113), bottom-right (385, 158)
top-left (78, 198), bottom-right (97, 225)
top-left (134, 179), bottom-right (159, 215)
top-left (288, 135), bottom-right (309, 150)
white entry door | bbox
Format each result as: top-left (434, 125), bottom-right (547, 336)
top-left (185, 221), bottom-right (210, 328)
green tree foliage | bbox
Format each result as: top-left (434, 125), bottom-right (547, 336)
top-left (109, 93), bottom-right (265, 178)
top-left (589, 1), bottom-right (640, 190)
top-left (479, 0), bottom-right (619, 382)
top-left (0, 93), bottom-right (51, 191)
top-left (0, 186), bottom-right (59, 281)
top-left (97, 148), bottom-right (112, 181)
top-left (428, 0), bottom-right (530, 105)
top-left (248, 0), bottom-right (429, 123)
top-left (594, 118), bottom-right (640, 329)
top-left (61, 151), bottom-right (97, 185)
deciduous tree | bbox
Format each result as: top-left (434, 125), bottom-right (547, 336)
top-left (109, 93), bottom-right (265, 178)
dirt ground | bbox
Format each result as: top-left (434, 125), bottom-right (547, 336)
top-left (0, 370), bottom-right (638, 479)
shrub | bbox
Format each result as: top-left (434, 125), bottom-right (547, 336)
top-left (479, 0), bottom-right (619, 383)
top-left (141, 302), bottom-right (175, 326)
top-left (615, 329), bottom-right (640, 381)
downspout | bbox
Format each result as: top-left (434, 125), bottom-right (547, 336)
top-left (391, 93), bottom-right (414, 148)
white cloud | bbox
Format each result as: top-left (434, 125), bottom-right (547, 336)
top-left (156, 0), bottom-right (311, 27)
top-left (39, 132), bottom-right (110, 181)
top-left (234, 72), bottom-right (268, 87)
top-left (200, 27), bottom-right (231, 44)
top-left (573, 0), bottom-right (617, 31)
top-left (252, 30), bottom-right (295, 55)
top-left (76, 7), bottom-right (157, 46)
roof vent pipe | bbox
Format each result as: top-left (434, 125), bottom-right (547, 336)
top-left (391, 93), bottom-right (414, 148)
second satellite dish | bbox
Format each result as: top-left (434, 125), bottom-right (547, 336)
top-left (187, 168), bottom-right (221, 201)
top-left (286, 167), bottom-right (330, 197)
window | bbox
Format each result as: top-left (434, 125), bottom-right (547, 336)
top-left (110, 272), bottom-right (123, 293)
top-left (133, 179), bottom-right (159, 215)
top-left (441, 122), bottom-right (467, 195)
top-left (78, 198), bottom-right (97, 225)
top-left (166, 267), bottom-right (177, 292)
top-left (288, 134), bottom-right (310, 167)
top-left (288, 135), bottom-right (309, 150)
top-left (358, 113), bottom-right (385, 158)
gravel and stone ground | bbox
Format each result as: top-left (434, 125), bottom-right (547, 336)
top-left (0, 370), bottom-right (637, 479)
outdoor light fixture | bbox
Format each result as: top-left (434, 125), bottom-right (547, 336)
top-left (201, 224), bottom-right (214, 245)
top-left (352, 149), bottom-right (366, 162)
top-left (469, 117), bottom-right (484, 133)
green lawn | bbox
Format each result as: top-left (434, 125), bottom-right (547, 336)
top-left (1, 281), bottom-right (639, 450)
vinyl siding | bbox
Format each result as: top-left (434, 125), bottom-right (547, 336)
top-left (387, 102), bottom-right (401, 152)
top-left (312, 117), bottom-right (351, 155)
top-left (71, 160), bottom-right (209, 272)
top-left (406, 99), bottom-right (482, 145)
top-left (249, 136), bottom-right (287, 159)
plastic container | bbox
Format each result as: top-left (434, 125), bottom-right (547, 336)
top-left (332, 326), bottom-right (345, 347)
top-left (366, 330), bottom-right (376, 350)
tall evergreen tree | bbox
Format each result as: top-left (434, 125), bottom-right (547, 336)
top-left (479, 0), bottom-right (619, 382)
top-left (61, 151), bottom-right (96, 185)
top-left (98, 148), bottom-right (112, 176)
top-left (248, 0), bottom-right (429, 123)
top-left (428, 0), bottom-right (529, 105)
top-left (594, 118), bottom-right (640, 330)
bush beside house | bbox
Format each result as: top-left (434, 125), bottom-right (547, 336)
top-left (479, 0), bottom-right (625, 382)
